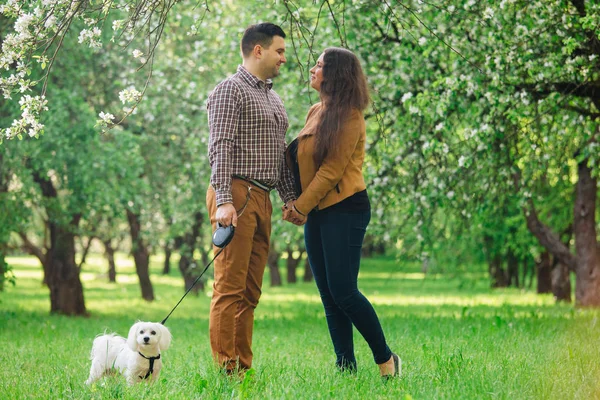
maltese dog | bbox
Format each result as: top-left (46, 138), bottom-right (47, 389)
top-left (85, 321), bottom-right (172, 385)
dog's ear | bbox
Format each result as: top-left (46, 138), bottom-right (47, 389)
top-left (157, 324), bottom-right (172, 351)
top-left (127, 322), bottom-right (140, 351)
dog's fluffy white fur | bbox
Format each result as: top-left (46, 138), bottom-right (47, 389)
top-left (85, 321), bottom-right (171, 385)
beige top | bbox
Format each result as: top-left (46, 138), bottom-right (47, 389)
top-left (287, 102), bottom-right (367, 215)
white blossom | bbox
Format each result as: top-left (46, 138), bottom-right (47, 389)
top-left (112, 20), bottom-right (124, 31)
top-left (118, 87), bottom-right (142, 104)
top-left (44, 15), bottom-right (56, 29)
top-left (78, 27), bottom-right (102, 48)
top-left (98, 111), bottom-right (115, 123)
top-left (483, 7), bottom-right (494, 19)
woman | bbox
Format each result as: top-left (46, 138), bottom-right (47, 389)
top-left (284, 47), bottom-right (400, 378)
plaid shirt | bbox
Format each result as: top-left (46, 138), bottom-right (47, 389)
top-left (207, 65), bottom-right (296, 206)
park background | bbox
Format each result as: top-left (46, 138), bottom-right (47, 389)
top-left (1, 0), bottom-right (600, 398)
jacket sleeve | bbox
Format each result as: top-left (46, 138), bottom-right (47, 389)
top-left (294, 110), bottom-right (363, 215)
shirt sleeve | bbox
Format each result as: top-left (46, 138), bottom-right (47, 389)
top-left (294, 110), bottom-right (364, 215)
top-left (275, 147), bottom-right (297, 204)
top-left (275, 104), bottom-right (320, 205)
top-left (207, 80), bottom-right (241, 206)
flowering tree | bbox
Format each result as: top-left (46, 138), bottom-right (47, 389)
top-left (331, 0), bottom-right (600, 305)
top-left (0, 0), bottom-right (317, 313)
top-left (0, 0), bottom-right (203, 141)
top-left (3, 0), bottom-right (599, 310)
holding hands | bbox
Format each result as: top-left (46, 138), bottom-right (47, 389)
top-left (282, 200), bottom-right (307, 226)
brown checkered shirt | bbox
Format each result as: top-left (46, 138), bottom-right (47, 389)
top-left (207, 65), bottom-right (296, 206)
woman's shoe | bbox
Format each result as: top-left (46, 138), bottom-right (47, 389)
top-left (381, 353), bottom-right (401, 381)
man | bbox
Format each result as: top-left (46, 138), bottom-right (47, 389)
top-left (206, 22), bottom-right (295, 374)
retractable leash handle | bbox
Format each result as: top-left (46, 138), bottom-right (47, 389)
top-left (161, 186), bottom-right (252, 325)
top-left (160, 226), bottom-right (235, 326)
top-left (212, 223), bottom-right (235, 248)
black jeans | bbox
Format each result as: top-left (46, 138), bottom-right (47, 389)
top-left (304, 208), bottom-right (392, 371)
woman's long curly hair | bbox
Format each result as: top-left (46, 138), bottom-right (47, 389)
top-left (313, 47), bottom-right (370, 166)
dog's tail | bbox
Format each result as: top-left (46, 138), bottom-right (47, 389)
top-left (89, 333), bottom-right (124, 360)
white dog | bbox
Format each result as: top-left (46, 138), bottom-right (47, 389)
top-left (85, 321), bottom-right (171, 385)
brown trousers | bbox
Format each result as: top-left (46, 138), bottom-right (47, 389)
top-left (206, 178), bottom-right (272, 371)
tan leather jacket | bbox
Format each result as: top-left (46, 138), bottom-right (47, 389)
top-left (287, 103), bottom-right (367, 215)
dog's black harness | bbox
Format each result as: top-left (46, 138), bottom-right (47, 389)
top-left (138, 352), bottom-right (160, 380)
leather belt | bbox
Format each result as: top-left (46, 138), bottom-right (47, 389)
top-left (232, 175), bottom-right (272, 192)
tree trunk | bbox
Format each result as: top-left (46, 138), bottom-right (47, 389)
top-left (179, 253), bottom-right (203, 293)
top-left (32, 171), bottom-right (86, 315)
top-left (175, 212), bottom-right (205, 294)
top-left (267, 248), bottom-right (282, 287)
top-left (507, 250), bottom-right (519, 287)
top-left (286, 247), bottom-right (304, 284)
top-left (573, 159), bottom-right (600, 306)
top-left (46, 218), bottom-right (87, 315)
top-left (551, 261), bottom-right (571, 303)
top-left (103, 239), bottom-right (117, 283)
top-left (0, 153), bottom-right (8, 291)
top-left (0, 254), bottom-right (6, 291)
top-left (126, 209), bottom-right (154, 301)
top-left (303, 258), bottom-right (313, 282)
top-left (522, 258), bottom-right (534, 289)
top-left (536, 252), bottom-right (552, 294)
top-left (163, 244), bottom-right (172, 275)
top-left (489, 255), bottom-right (507, 288)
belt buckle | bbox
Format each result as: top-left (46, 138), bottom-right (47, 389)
top-left (249, 178), bottom-right (271, 192)
top-left (233, 175), bottom-right (271, 192)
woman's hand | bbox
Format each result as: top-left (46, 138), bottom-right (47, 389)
top-left (282, 201), bottom-right (307, 226)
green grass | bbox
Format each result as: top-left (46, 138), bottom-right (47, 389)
top-left (1, 254), bottom-right (599, 399)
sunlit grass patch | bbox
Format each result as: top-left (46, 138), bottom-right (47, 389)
top-left (2, 254), bottom-right (600, 399)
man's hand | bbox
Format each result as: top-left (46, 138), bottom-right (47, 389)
top-left (282, 200), bottom-right (295, 221)
top-left (216, 203), bottom-right (237, 227)
top-left (282, 201), bottom-right (306, 226)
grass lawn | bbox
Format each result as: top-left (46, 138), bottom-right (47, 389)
top-left (1, 253), bottom-right (599, 399)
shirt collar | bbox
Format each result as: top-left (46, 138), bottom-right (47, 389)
top-left (237, 65), bottom-right (273, 90)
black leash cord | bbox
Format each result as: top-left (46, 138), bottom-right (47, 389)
top-left (160, 247), bottom-right (224, 325)
top-left (160, 186), bottom-right (251, 325)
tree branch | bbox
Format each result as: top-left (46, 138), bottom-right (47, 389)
top-left (516, 82), bottom-right (600, 101)
top-left (523, 200), bottom-right (577, 272)
top-left (562, 105), bottom-right (600, 119)
top-left (18, 233), bottom-right (46, 267)
top-left (77, 236), bottom-right (95, 271)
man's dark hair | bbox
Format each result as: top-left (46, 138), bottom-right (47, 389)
top-left (241, 23), bottom-right (286, 57)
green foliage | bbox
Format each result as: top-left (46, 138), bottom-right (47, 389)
top-left (0, 254), bottom-right (15, 291)
top-left (3, 0), bottom-right (600, 288)
top-left (315, 0), bottom-right (600, 269)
